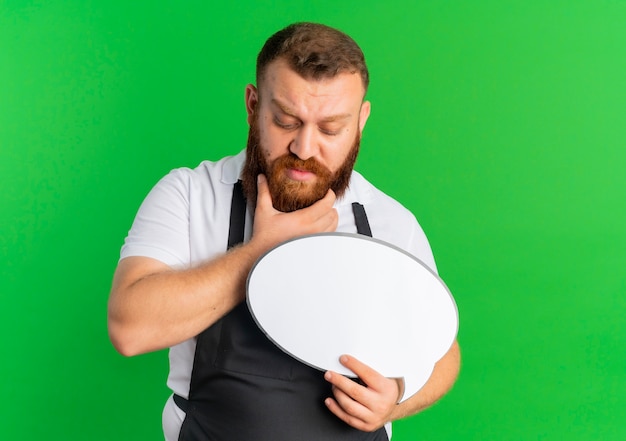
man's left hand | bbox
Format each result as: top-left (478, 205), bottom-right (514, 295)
top-left (324, 355), bottom-right (403, 432)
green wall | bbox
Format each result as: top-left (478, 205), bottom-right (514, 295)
top-left (1, 1), bottom-right (625, 439)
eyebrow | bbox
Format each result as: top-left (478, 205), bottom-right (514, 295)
top-left (271, 99), bottom-right (352, 123)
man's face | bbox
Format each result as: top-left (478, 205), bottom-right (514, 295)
top-left (242, 58), bottom-right (371, 212)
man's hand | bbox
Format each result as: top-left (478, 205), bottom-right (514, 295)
top-left (250, 174), bottom-right (338, 250)
top-left (323, 355), bottom-right (402, 432)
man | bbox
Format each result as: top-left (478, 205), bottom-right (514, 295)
top-left (108, 22), bottom-right (460, 440)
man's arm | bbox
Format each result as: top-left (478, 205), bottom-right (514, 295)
top-left (391, 339), bottom-right (460, 418)
top-left (324, 340), bottom-right (461, 432)
top-left (107, 175), bottom-right (338, 356)
top-left (108, 244), bottom-right (262, 356)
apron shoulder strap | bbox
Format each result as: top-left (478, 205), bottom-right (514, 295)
top-left (351, 202), bottom-right (372, 237)
top-left (227, 181), bottom-right (246, 249)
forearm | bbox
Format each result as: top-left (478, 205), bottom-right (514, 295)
top-left (108, 241), bottom-right (265, 356)
top-left (109, 179), bottom-right (339, 357)
top-left (390, 340), bottom-right (461, 421)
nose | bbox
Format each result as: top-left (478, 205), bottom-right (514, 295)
top-left (289, 125), bottom-right (318, 160)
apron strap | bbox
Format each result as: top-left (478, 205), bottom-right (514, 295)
top-left (227, 181), bottom-right (246, 249)
top-left (173, 394), bottom-right (189, 412)
top-left (352, 202), bottom-right (372, 237)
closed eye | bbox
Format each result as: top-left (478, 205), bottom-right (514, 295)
top-left (274, 117), bottom-right (300, 130)
top-left (319, 125), bottom-right (344, 136)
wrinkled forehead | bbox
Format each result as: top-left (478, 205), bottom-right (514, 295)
top-left (258, 58), bottom-right (367, 105)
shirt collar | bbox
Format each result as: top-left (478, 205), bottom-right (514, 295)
top-left (220, 150), bottom-right (246, 184)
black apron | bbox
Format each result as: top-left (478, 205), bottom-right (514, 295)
top-left (175, 182), bottom-right (387, 441)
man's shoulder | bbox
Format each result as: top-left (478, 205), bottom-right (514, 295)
top-left (349, 171), bottom-right (436, 271)
top-left (348, 170), bottom-right (416, 220)
top-left (163, 150), bottom-right (245, 187)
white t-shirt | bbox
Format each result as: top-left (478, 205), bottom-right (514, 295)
top-left (120, 150), bottom-right (437, 439)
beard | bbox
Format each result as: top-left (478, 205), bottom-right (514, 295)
top-left (241, 115), bottom-right (361, 212)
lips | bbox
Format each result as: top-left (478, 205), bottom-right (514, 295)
top-left (285, 167), bottom-right (316, 181)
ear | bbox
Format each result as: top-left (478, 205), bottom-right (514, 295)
top-left (245, 84), bottom-right (259, 126)
top-left (358, 100), bottom-right (371, 133)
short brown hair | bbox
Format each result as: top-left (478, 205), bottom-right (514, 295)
top-left (256, 22), bottom-right (369, 94)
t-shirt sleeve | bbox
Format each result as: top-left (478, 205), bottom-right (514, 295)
top-left (119, 168), bottom-right (191, 268)
top-left (364, 187), bottom-right (439, 275)
top-left (405, 218), bottom-right (438, 275)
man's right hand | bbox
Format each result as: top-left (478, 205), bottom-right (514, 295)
top-left (250, 174), bottom-right (338, 251)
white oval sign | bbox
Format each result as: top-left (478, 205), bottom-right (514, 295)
top-left (246, 233), bottom-right (458, 399)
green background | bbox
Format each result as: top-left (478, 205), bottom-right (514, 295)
top-left (1, 0), bottom-right (625, 439)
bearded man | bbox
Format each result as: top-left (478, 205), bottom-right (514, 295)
top-left (108, 22), bottom-right (460, 441)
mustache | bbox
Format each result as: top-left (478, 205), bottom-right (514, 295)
top-left (271, 153), bottom-right (330, 176)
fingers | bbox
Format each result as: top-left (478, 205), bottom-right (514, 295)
top-left (252, 175), bottom-right (338, 248)
top-left (339, 355), bottom-right (403, 403)
top-left (307, 189), bottom-right (338, 232)
top-left (254, 174), bottom-right (276, 214)
top-left (324, 371), bottom-right (373, 430)
top-left (317, 187), bottom-right (337, 209)
top-left (338, 355), bottom-right (380, 387)
top-left (324, 355), bottom-right (401, 432)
